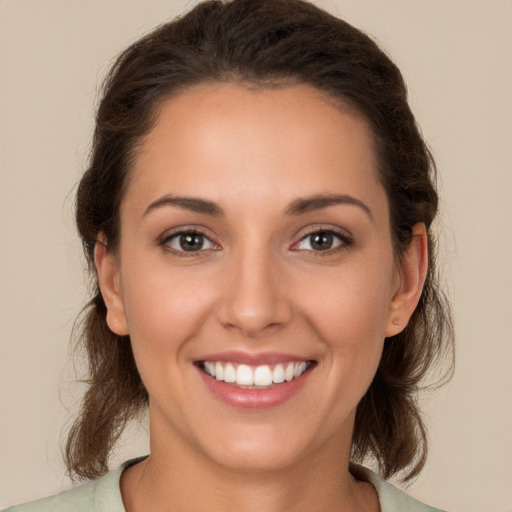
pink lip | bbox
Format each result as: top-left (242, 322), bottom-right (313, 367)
top-left (194, 351), bottom-right (311, 366)
top-left (195, 352), bottom-right (316, 410)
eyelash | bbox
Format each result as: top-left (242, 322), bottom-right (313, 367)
top-left (160, 227), bottom-right (352, 257)
top-left (160, 229), bottom-right (219, 257)
top-left (293, 228), bottom-right (353, 256)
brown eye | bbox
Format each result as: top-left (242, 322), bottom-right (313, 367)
top-left (309, 232), bottom-right (335, 251)
top-left (295, 230), bottom-right (349, 252)
top-left (179, 233), bottom-right (204, 251)
top-left (164, 231), bottom-right (216, 252)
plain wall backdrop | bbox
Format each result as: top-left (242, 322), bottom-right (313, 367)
top-left (1, 0), bottom-right (511, 510)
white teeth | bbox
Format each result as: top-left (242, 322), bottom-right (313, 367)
top-left (254, 365), bottom-right (273, 386)
top-left (202, 361), bottom-right (310, 386)
top-left (272, 364), bottom-right (285, 384)
top-left (223, 363), bottom-right (236, 383)
top-left (236, 364), bottom-right (254, 385)
top-left (215, 362), bottom-right (224, 381)
top-left (204, 361), bottom-right (215, 377)
top-left (284, 362), bottom-right (295, 382)
top-left (294, 362), bottom-right (307, 378)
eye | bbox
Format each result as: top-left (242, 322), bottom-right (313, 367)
top-left (163, 231), bottom-right (217, 253)
top-left (293, 230), bottom-right (350, 252)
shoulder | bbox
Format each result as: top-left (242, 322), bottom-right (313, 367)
top-left (3, 479), bottom-right (100, 512)
top-left (353, 466), bottom-right (450, 512)
top-left (2, 458), bottom-right (145, 512)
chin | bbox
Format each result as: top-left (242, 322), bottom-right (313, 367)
top-left (209, 441), bottom-right (305, 473)
top-left (196, 421), bottom-right (331, 474)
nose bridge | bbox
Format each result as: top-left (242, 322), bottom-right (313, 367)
top-left (217, 234), bottom-right (291, 337)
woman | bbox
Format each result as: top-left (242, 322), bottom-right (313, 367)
top-left (5, 0), bottom-right (454, 510)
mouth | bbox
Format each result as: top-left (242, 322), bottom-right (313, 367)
top-left (194, 352), bottom-right (317, 409)
top-left (197, 360), bottom-right (314, 388)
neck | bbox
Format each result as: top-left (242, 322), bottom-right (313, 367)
top-left (121, 430), bottom-right (379, 512)
top-left (121, 409), bottom-right (380, 512)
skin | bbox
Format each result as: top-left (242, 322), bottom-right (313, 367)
top-left (96, 83), bottom-right (428, 511)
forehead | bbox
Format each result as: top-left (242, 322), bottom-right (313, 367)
top-left (124, 82), bottom-right (387, 221)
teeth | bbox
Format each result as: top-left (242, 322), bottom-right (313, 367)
top-left (254, 365), bottom-right (273, 386)
top-left (202, 361), bottom-right (310, 386)
top-left (284, 362), bottom-right (295, 382)
top-left (294, 362), bottom-right (307, 378)
top-left (272, 364), bottom-right (285, 384)
top-left (236, 364), bottom-right (254, 385)
top-left (223, 363), bottom-right (236, 383)
top-left (204, 361), bottom-right (215, 377)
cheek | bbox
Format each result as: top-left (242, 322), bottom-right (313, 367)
top-left (120, 261), bottom-right (216, 360)
top-left (296, 255), bottom-right (395, 387)
top-left (301, 262), bottom-right (395, 342)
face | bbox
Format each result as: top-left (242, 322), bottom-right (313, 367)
top-left (96, 83), bottom-right (425, 472)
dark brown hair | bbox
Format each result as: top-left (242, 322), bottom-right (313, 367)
top-left (67, 0), bottom-right (454, 482)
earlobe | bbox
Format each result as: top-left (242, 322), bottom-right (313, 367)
top-left (385, 223), bottom-right (429, 337)
top-left (94, 234), bottom-right (129, 336)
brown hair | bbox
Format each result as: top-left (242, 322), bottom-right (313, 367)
top-left (67, 0), bottom-right (454, 482)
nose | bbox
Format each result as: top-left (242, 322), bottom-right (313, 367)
top-left (216, 245), bottom-right (293, 338)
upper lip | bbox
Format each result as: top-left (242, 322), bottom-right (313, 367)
top-left (194, 351), bottom-right (313, 366)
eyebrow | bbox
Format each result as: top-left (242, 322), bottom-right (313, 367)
top-left (143, 192), bottom-right (372, 220)
top-left (285, 193), bottom-right (373, 221)
top-left (143, 195), bottom-right (224, 217)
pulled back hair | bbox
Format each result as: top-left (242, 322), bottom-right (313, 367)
top-left (68, 0), bottom-right (454, 482)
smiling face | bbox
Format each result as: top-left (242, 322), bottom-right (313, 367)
top-left (96, 82), bottom-right (425, 474)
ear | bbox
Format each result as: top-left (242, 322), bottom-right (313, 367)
top-left (385, 223), bottom-right (429, 337)
top-left (94, 234), bottom-right (129, 336)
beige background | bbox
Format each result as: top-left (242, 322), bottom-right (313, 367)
top-left (1, 0), bottom-right (511, 510)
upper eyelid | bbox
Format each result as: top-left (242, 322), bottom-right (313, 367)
top-left (296, 225), bottom-right (352, 241)
top-left (160, 229), bottom-right (218, 255)
top-left (294, 229), bottom-right (351, 248)
top-left (160, 226), bottom-right (215, 242)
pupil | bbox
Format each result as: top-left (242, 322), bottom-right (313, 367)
top-left (180, 233), bottom-right (203, 251)
top-left (311, 232), bottom-right (333, 250)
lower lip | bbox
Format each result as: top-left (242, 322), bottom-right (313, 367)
top-left (197, 366), bottom-right (313, 410)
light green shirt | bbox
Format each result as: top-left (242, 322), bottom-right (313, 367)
top-left (3, 458), bottom-right (447, 511)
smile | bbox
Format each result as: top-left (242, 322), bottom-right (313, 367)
top-left (195, 353), bottom-right (316, 409)
top-left (200, 361), bottom-right (311, 387)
